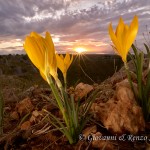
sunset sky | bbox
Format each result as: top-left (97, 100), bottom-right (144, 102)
top-left (0, 0), bottom-right (149, 55)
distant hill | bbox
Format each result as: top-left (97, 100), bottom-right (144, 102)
top-left (0, 54), bottom-right (124, 84)
top-left (0, 54), bottom-right (124, 103)
top-left (0, 54), bottom-right (123, 86)
top-left (0, 54), bottom-right (122, 85)
top-left (68, 54), bottom-right (123, 85)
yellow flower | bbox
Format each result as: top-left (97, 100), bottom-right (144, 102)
top-left (56, 53), bottom-right (73, 82)
top-left (108, 16), bottom-right (138, 62)
top-left (24, 31), bottom-right (58, 82)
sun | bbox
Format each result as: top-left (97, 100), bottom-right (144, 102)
top-left (75, 47), bottom-right (87, 54)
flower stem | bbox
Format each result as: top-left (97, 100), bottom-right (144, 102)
top-left (63, 73), bottom-right (67, 92)
top-left (47, 75), bottom-right (69, 128)
top-left (124, 62), bottom-right (136, 99)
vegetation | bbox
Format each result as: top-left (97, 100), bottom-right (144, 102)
top-left (0, 54), bottom-right (123, 86)
top-left (129, 44), bottom-right (150, 121)
top-left (109, 15), bottom-right (150, 122)
top-left (0, 15), bottom-right (150, 149)
top-left (23, 32), bottom-right (101, 144)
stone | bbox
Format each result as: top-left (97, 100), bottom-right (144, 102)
top-left (110, 60), bottom-right (140, 85)
top-left (10, 111), bottom-right (19, 120)
top-left (44, 132), bottom-right (58, 142)
top-left (82, 125), bottom-right (97, 137)
top-left (21, 86), bottom-right (51, 99)
top-left (20, 121), bottom-right (31, 130)
top-left (75, 82), bottom-right (93, 101)
top-left (29, 110), bottom-right (41, 123)
top-left (116, 79), bottom-right (138, 95)
top-left (16, 97), bottom-right (34, 116)
top-left (91, 79), bottom-right (145, 134)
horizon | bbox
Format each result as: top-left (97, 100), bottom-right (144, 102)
top-left (0, 0), bottom-right (149, 55)
top-left (0, 52), bottom-right (118, 56)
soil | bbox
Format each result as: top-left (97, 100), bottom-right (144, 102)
top-left (0, 83), bottom-right (150, 150)
top-left (0, 56), bottom-right (150, 150)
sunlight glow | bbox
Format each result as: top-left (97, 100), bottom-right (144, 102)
top-left (75, 47), bottom-right (87, 54)
top-left (53, 37), bottom-right (60, 43)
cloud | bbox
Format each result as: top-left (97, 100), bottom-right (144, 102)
top-left (0, 0), bottom-right (149, 54)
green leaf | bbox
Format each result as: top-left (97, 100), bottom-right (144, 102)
top-left (79, 114), bottom-right (92, 132)
top-left (47, 111), bottom-right (73, 143)
top-left (19, 112), bottom-right (30, 126)
top-left (70, 94), bottom-right (78, 128)
top-left (144, 43), bottom-right (150, 54)
top-left (145, 71), bottom-right (150, 99)
top-left (40, 94), bottom-right (58, 107)
top-left (128, 52), bottom-right (137, 72)
top-left (83, 88), bottom-right (100, 116)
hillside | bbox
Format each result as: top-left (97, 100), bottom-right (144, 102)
top-left (0, 54), bottom-right (123, 84)
top-left (0, 54), bottom-right (123, 102)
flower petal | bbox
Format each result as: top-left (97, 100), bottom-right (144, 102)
top-left (50, 54), bottom-right (58, 79)
top-left (108, 23), bottom-right (122, 56)
top-left (45, 32), bottom-right (55, 54)
top-left (122, 24), bottom-right (129, 61)
top-left (24, 36), bottom-right (44, 70)
top-left (56, 54), bottom-right (65, 73)
top-left (45, 33), bottom-right (55, 59)
top-left (45, 32), bottom-right (58, 78)
top-left (64, 53), bottom-right (70, 65)
top-left (116, 18), bottom-right (124, 38)
top-left (126, 16), bottom-right (138, 52)
top-left (64, 53), bottom-right (73, 71)
top-left (30, 32), bottom-right (42, 38)
top-left (60, 54), bottom-right (64, 59)
top-left (40, 70), bottom-right (47, 81)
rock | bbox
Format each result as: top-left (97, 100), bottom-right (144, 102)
top-left (110, 69), bottom-right (137, 85)
top-left (116, 80), bottom-right (136, 103)
top-left (116, 79), bottom-right (138, 94)
top-left (75, 82), bottom-right (93, 100)
top-left (82, 125), bottom-right (97, 137)
top-left (95, 88), bottom-right (114, 103)
top-left (110, 59), bottom-right (141, 84)
top-left (16, 97), bottom-right (34, 116)
top-left (21, 85), bottom-right (39, 98)
top-left (20, 121), bottom-right (31, 130)
top-left (29, 110), bottom-right (42, 123)
top-left (91, 79), bottom-right (145, 134)
top-left (21, 86), bottom-right (51, 99)
top-left (44, 132), bottom-right (59, 142)
top-left (10, 111), bottom-right (19, 120)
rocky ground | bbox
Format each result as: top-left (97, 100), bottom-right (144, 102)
top-left (0, 55), bottom-right (150, 150)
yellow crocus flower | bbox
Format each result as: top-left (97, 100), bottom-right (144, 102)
top-left (24, 31), bottom-right (58, 82)
top-left (108, 16), bottom-right (138, 62)
top-left (56, 53), bottom-right (73, 82)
